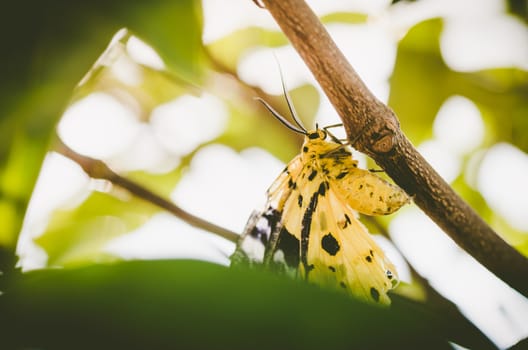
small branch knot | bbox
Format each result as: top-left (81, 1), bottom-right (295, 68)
top-left (370, 126), bottom-right (396, 154)
top-left (367, 107), bottom-right (400, 154)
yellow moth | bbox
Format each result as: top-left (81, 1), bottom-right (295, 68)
top-left (232, 91), bottom-right (410, 305)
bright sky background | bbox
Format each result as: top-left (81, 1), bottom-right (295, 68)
top-left (17, 0), bottom-right (528, 348)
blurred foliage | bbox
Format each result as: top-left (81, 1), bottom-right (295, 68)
top-left (75, 41), bottom-right (199, 121)
top-left (0, 0), bottom-right (204, 261)
top-left (0, 2), bottom-right (527, 349)
top-left (34, 164), bottom-right (187, 267)
top-left (390, 18), bottom-right (528, 152)
top-left (207, 27), bottom-right (288, 71)
top-left (0, 259), bottom-right (490, 350)
top-left (320, 12), bottom-right (368, 24)
top-left (508, 0), bottom-right (528, 22)
top-left (389, 18), bottom-right (528, 248)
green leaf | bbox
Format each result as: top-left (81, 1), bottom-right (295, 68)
top-left (0, 0), bottom-right (204, 255)
top-left (390, 18), bottom-right (528, 152)
top-left (389, 18), bottom-right (448, 144)
top-left (35, 191), bottom-right (159, 267)
top-left (28, 149), bottom-right (190, 268)
top-left (0, 260), bottom-right (460, 349)
top-left (206, 27), bottom-right (288, 71)
top-left (75, 59), bottom-right (197, 119)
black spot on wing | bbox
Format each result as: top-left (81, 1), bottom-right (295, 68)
top-left (288, 178), bottom-right (297, 189)
top-left (336, 171), bottom-right (347, 179)
top-left (248, 208), bottom-right (281, 245)
top-left (328, 266), bottom-right (336, 272)
top-left (321, 233), bottom-right (340, 256)
top-left (365, 255), bottom-right (372, 263)
top-left (249, 226), bottom-right (268, 245)
top-left (370, 287), bottom-right (380, 302)
top-left (301, 188), bottom-right (319, 278)
top-left (317, 182), bottom-right (327, 196)
top-left (303, 146), bottom-right (309, 153)
top-left (342, 214), bottom-right (351, 228)
top-left (263, 208), bottom-right (281, 226)
top-left (308, 169), bottom-right (318, 181)
top-left (298, 194), bottom-right (303, 208)
top-left (276, 227), bottom-right (300, 268)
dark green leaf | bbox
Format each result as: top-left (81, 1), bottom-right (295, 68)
top-left (1, 260), bottom-right (456, 350)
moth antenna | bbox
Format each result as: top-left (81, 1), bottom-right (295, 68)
top-left (274, 55), bottom-right (307, 133)
top-left (255, 97), bottom-right (306, 135)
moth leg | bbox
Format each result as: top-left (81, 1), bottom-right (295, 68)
top-left (323, 123), bottom-right (344, 130)
top-left (263, 221), bottom-right (283, 266)
top-left (324, 129), bottom-right (343, 144)
top-left (348, 119), bottom-right (375, 147)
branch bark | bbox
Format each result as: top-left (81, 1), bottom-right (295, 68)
top-left (56, 141), bottom-right (239, 244)
top-left (258, 0), bottom-right (528, 296)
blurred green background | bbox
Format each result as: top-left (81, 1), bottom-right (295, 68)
top-left (0, 0), bottom-right (527, 349)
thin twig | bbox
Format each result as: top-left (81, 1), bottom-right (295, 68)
top-left (257, 0), bottom-right (528, 296)
top-left (56, 140), bottom-right (239, 243)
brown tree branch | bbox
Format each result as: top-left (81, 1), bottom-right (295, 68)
top-left (364, 216), bottom-right (497, 349)
top-left (258, 0), bottom-right (528, 296)
top-left (55, 141), bottom-right (239, 244)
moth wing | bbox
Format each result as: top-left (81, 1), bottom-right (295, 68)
top-left (234, 155), bottom-right (303, 265)
top-left (267, 155), bottom-right (303, 209)
top-left (305, 185), bottom-right (398, 305)
top-left (333, 167), bottom-right (410, 216)
top-left (270, 166), bottom-right (323, 273)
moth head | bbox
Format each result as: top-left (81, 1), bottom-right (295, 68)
top-left (307, 129), bottom-right (327, 141)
